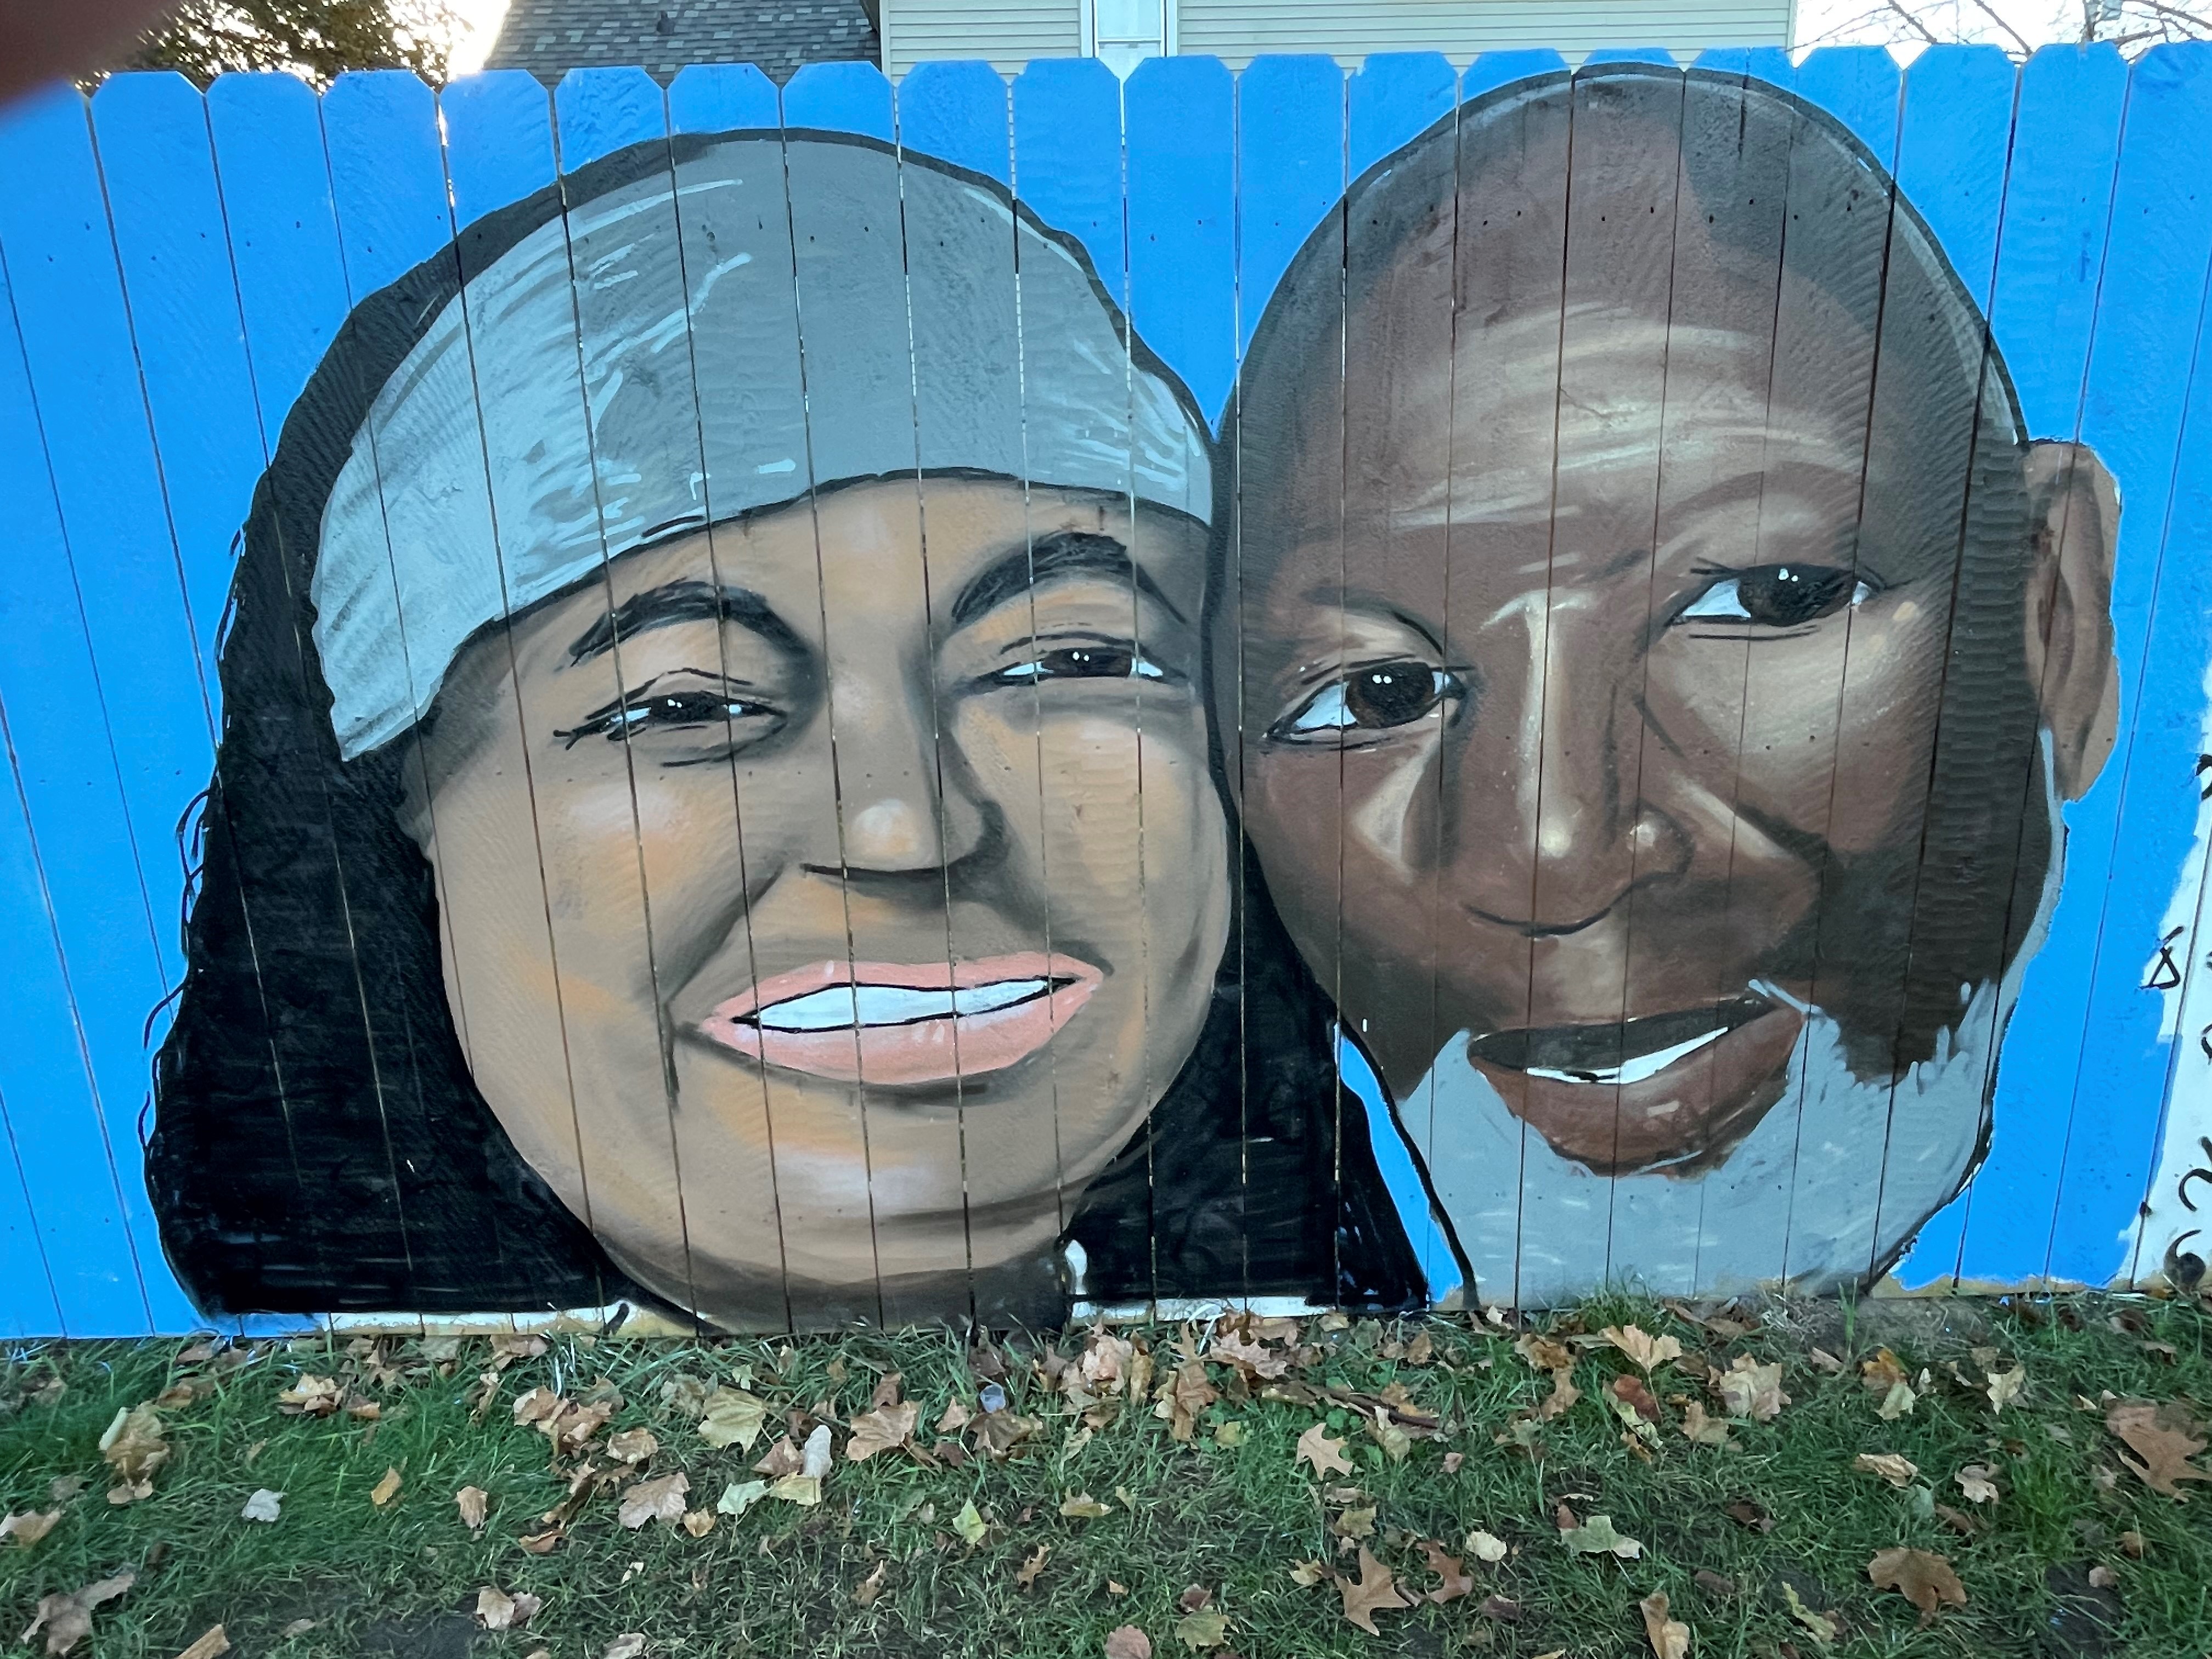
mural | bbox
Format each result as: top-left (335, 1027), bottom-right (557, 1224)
top-left (1, 46), bottom-right (2210, 1335)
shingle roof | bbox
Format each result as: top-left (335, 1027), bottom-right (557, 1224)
top-left (482, 0), bottom-right (881, 84)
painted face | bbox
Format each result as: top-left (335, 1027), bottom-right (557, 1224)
top-left (1232, 303), bottom-right (2012, 1177)
top-left (406, 477), bottom-right (1229, 1323)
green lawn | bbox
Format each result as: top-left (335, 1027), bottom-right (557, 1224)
top-left (3, 1293), bottom-right (2208, 1658)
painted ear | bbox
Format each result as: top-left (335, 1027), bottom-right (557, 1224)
top-left (2022, 441), bottom-right (2120, 802)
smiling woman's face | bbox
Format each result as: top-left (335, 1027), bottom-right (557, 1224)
top-left (403, 476), bottom-right (1228, 1324)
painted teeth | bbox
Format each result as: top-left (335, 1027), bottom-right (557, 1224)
top-left (748, 978), bottom-right (1053, 1032)
top-left (1525, 1024), bottom-right (1731, 1087)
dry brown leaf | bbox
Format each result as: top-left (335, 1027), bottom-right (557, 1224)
top-left (852, 1560), bottom-right (887, 1604)
top-left (1680, 1402), bottom-right (1732, 1447)
top-left (1955, 1464), bottom-right (1999, 1504)
top-left (601, 1637), bottom-right (646, 1659)
top-left (1861, 1348), bottom-right (1908, 1391)
top-left (1868, 1547), bottom-right (1967, 1623)
top-left (680, 1509), bottom-right (714, 1537)
top-left (1604, 1324), bottom-right (1683, 1373)
top-left (1876, 1380), bottom-right (1918, 1421)
top-left (1059, 1492), bottom-right (1114, 1519)
top-left (173, 1627), bottom-right (230, 1659)
top-left (1638, 1590), bottom-right (1690, 1659)
top-left (1537, 1367), bottom-right (1582, 1420)
top-left (1103, 1625), bottom-right (1152, 1659)
top-left (618, 1471), bottom-right (690, 1529)
top-left (1717, 1357), bottom-right (1788, 1422)
top-left (2106, 1402), bottom-right (2212, 1499)
top-left (517, 1527), bottom-right (563, 1555)
top-left (1171, 1610), bottom-right (1228, 1651)
top-left (456, 1486), bottom-right (489, 1531)
top-left (1465, 1528), bottom-right (1508, 1563)
top-left (512, 1386), bottom-right (563, 1426)
top-left (98, 1404), bottom-right (170, 1501)
top-left (752, 1435), bottom-right (805, 1479)
top-left (1336, 1545), bottom-right (1411, 1634)
top-left (1985, 1367), bottom-right (2027, 1414)
top-left (0, 1510), bottom-right (60, 1548)
top-left (1015, 1544), bottom-right (1051, 1589)
top-left (46, 1477), bottom-right (84, 1504)
top-left (1177, 1585), bottom-right (1212, 1615)
top-left (369, 1468), bottom-right (402, 1508)
top-left (20, 1570), bottom-right (133, 1655)
top-left (606, 1428), bottom-right (658, 1464)
top-left (1406, 1330), bottom-right (1434, 1365)
top-left (275, 1375), bottom-right (343, 1417)
top-left (1419, 1539), bottom-right (1472, 1604)
top-left (1723, 1497), bottom-right (1773, 1532)
top-left (1612, 1373), bottom-right (1662, 1421)
top-left (935, 1398), bottom-right (972, 1435)
top-left (1289, 1559), bottom-right (1330, 1587)
top-left (1295, 1423), bottom-right (1354, 1479)
top-left (1781, 1583), bottom-right (1837, 1646)
top-left (1364, 1406), bottom-right (1413, 1463)
top-left (473, 1587), bottom-right (543, 1630)
top-left (1153, 1361), bottom-right (1217, 1441)
top-left (1853, 1452), bottom-right (1919, 1488)
top-left (1515, 1333), bottom-right (1576, 1373)
top-left (1332, 1505), bottom-right (1377, 1540)
top-left (844, 1401), bottom-right (918, 1462)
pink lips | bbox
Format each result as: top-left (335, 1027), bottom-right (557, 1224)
top-left (699, 953), bottom-right (1104, 1086)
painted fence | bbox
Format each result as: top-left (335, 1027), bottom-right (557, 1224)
top-left (2, 46), bottom-right (2211, 1339)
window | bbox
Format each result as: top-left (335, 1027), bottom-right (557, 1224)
top-left (1082, 0), bottom-right (1174, 74)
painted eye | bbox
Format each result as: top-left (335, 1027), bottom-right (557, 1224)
top-left (1679, 565), bottom-right (1871, 629)
top-left (990, 645), bottom-right (1172, 685)
top-left (1271, 664), bottom-right (1463, 742)
top-left (555, 687), bottom-right (783, 754)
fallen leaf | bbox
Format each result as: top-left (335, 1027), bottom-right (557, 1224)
top-left (511, 1386), bottom-right (563, 1426)
top-left (1103, 1627), bottom-right (1152, 1659)
top-left (1333, 1506), bottom-right (1376, 1539)
top-left (1295, 1423), bottom-right (1354, 1479)
top-left (1680, 1402), bottom-right (1732, 1446)
top-left (171, 1628), bottom-right (230, 1659)
top-left (601, 1637), bottom-right (646, 1659)
top-left (1059, 1491), bottom-right (1113, 1518)
top-left (1172, 1610), bottom-right (1229, 1650)
top-left (1861, 1348), bottom-right (1907, 1390)
top-left (716, 1479), bottom-right (768, 1517)
top-left (1480, 1594), bottom-right (1521, 1622)
top-left (1868, 1547), bottom-right (1967, 1623)
top-left (275, 1375), bottom-right (343, 1417)
top-left (607, 1428), bottom-right (658, 1464)
top-left (767, 1474), bottom-right (821, 1506)
top-left (618, 1471), bottom-right (690, 1529)
top-left (240, 1489), bottom-right (283, 1523)
top-left (1604, 1324), bottom-right (1683, 1373)
top-left (1442, 1451), bottom-right (1465, 1473)
top-left (953, 1498), bottom-right (987, 1545)
top-left (1693, 1569), bottom-right (1736, 1598)
top-left (1808, 1347), bottom-right (1844, 1373)
top-left (1537, 1367), bottom-right (1582, 1420)
top-left (1559, 1514), bottom-right (1642, 1559)
top-left (1289, 1559), bottom-right (1330, 1586)
top-left (698, 1386), bottom-right (769, 1451)
top-left (369, 1467), bottom-right (402, 1508)
top-left (20, 1570), bottom-right (133, 1656)
top-left (517, 1527), bottom-right (563, 1555)
top-left (1177, 1586), bottom-right (1212, 1614)
top-left (935, 1398), bottom-right (972, 1434)
top-left (0, 1510), bottom-right (60, 1548)
top-left (1985, 1368), bottom-right (2026, 1415)
top-left (1876, 1380), bottom-right (1918, 1421)
top-left (1364, 1406), bottom-right (1413, 1463)
top-left (46, 1477), bottom-right (85, 1504)
top-left (1212, 1420), bottom-right (1245, 1447)
top-left (1153, 1361), bottom-right (1217, 1441)
top-left (1419, 1539), bottom-right (1472, 1603)
top-left (1465, 1528), bottom-right (1508, 1562)
top-left (1723, 1497), bottom-right (1773, 1532)
top-left (2120, 1528), bottom-right (2146, 1558)
top-left (1782, 1582), bottom-right (1837, 1646)
top-left (845, 1401), bottom-right (918, 1462)
top-left (2106, 1402), bottom-right (2211, 1499)
top-left (1016, 1544), bottom-right (1050, 1589)
top-left (1853, 1452), bottom-right (1919, 1487)
top-left (1515, 1333), bottom-right (1576, 1373)
top-left (853, 1560), bottom-right (887, 1604)
top-left (1717, 1356), bottom-right (1788, 1422)
top-left (1612, 1373), bottom-right (1662, 1421)
top-left (1336, 1545), bottom-right (1411, 1634)
top-left (753, 1435), bottom-right (804, 1478)
top-left (98, 1404), bottom-right (170, 1502)
top-left (474, 1587), bottom-right (543, 1630)
top-left (456, 1486), bottom-right (489, 1531)
top-left (1638, 1590), bottom-right (1690, 1659)
top-left (800, 1423), bottom-right (833, 1478)
top-left (1955, 1464), bottom-right (1998, 1504)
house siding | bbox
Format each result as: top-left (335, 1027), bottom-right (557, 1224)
top-left (885, 0), bottom-right (1082, 72)
top-left (1175, 0), bottom-right (1789, 66)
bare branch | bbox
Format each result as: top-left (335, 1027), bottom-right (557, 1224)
top-left (1882, 0), bottom-right (1948, 44)
top-left (1967, 0), bottom-right (2036, 55)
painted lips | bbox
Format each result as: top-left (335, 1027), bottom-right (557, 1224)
top-left (700, 953), bottom-right (1103, 1085)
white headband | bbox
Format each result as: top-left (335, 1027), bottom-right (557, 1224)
top-left (312, 132), bottom-right (1213, 760)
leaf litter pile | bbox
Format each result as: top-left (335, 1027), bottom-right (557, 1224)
top-left (1, 1295), bottom-right (2208, 1656)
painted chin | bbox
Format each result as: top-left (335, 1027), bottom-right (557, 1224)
top-left (697, 953), bottom-right (1104, 1087)
top-left (1465, 994), bottom-right (1807, 1174)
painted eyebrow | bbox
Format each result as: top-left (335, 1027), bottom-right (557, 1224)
top-left (946, 529), bottom-right (1187, 631)
top-left (565, 579), bottom-right (810, 665)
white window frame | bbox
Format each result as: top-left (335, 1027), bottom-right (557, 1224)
top-left (1080, 0), bottom-right (1176, 71)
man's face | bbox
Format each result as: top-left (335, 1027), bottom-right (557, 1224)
top-left (1232, 301), bottom-right (2001, 1175)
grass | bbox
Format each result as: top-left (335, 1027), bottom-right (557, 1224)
top-left (2, 1293), bottom-right (2208, 1658)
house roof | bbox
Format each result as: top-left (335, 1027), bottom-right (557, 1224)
top-left (482, 0), bottom-right (881, 84)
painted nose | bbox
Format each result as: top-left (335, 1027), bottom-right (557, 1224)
top-left (1445, 607), bottom-right (1691, 935)
top-left (832, 687), bottom-right (988, 877)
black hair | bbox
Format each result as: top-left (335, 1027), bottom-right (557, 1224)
top-left (1217, 64), bottom-right (2056, 1081)
top-left (148, 127), bottom-right (1421, 1321)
